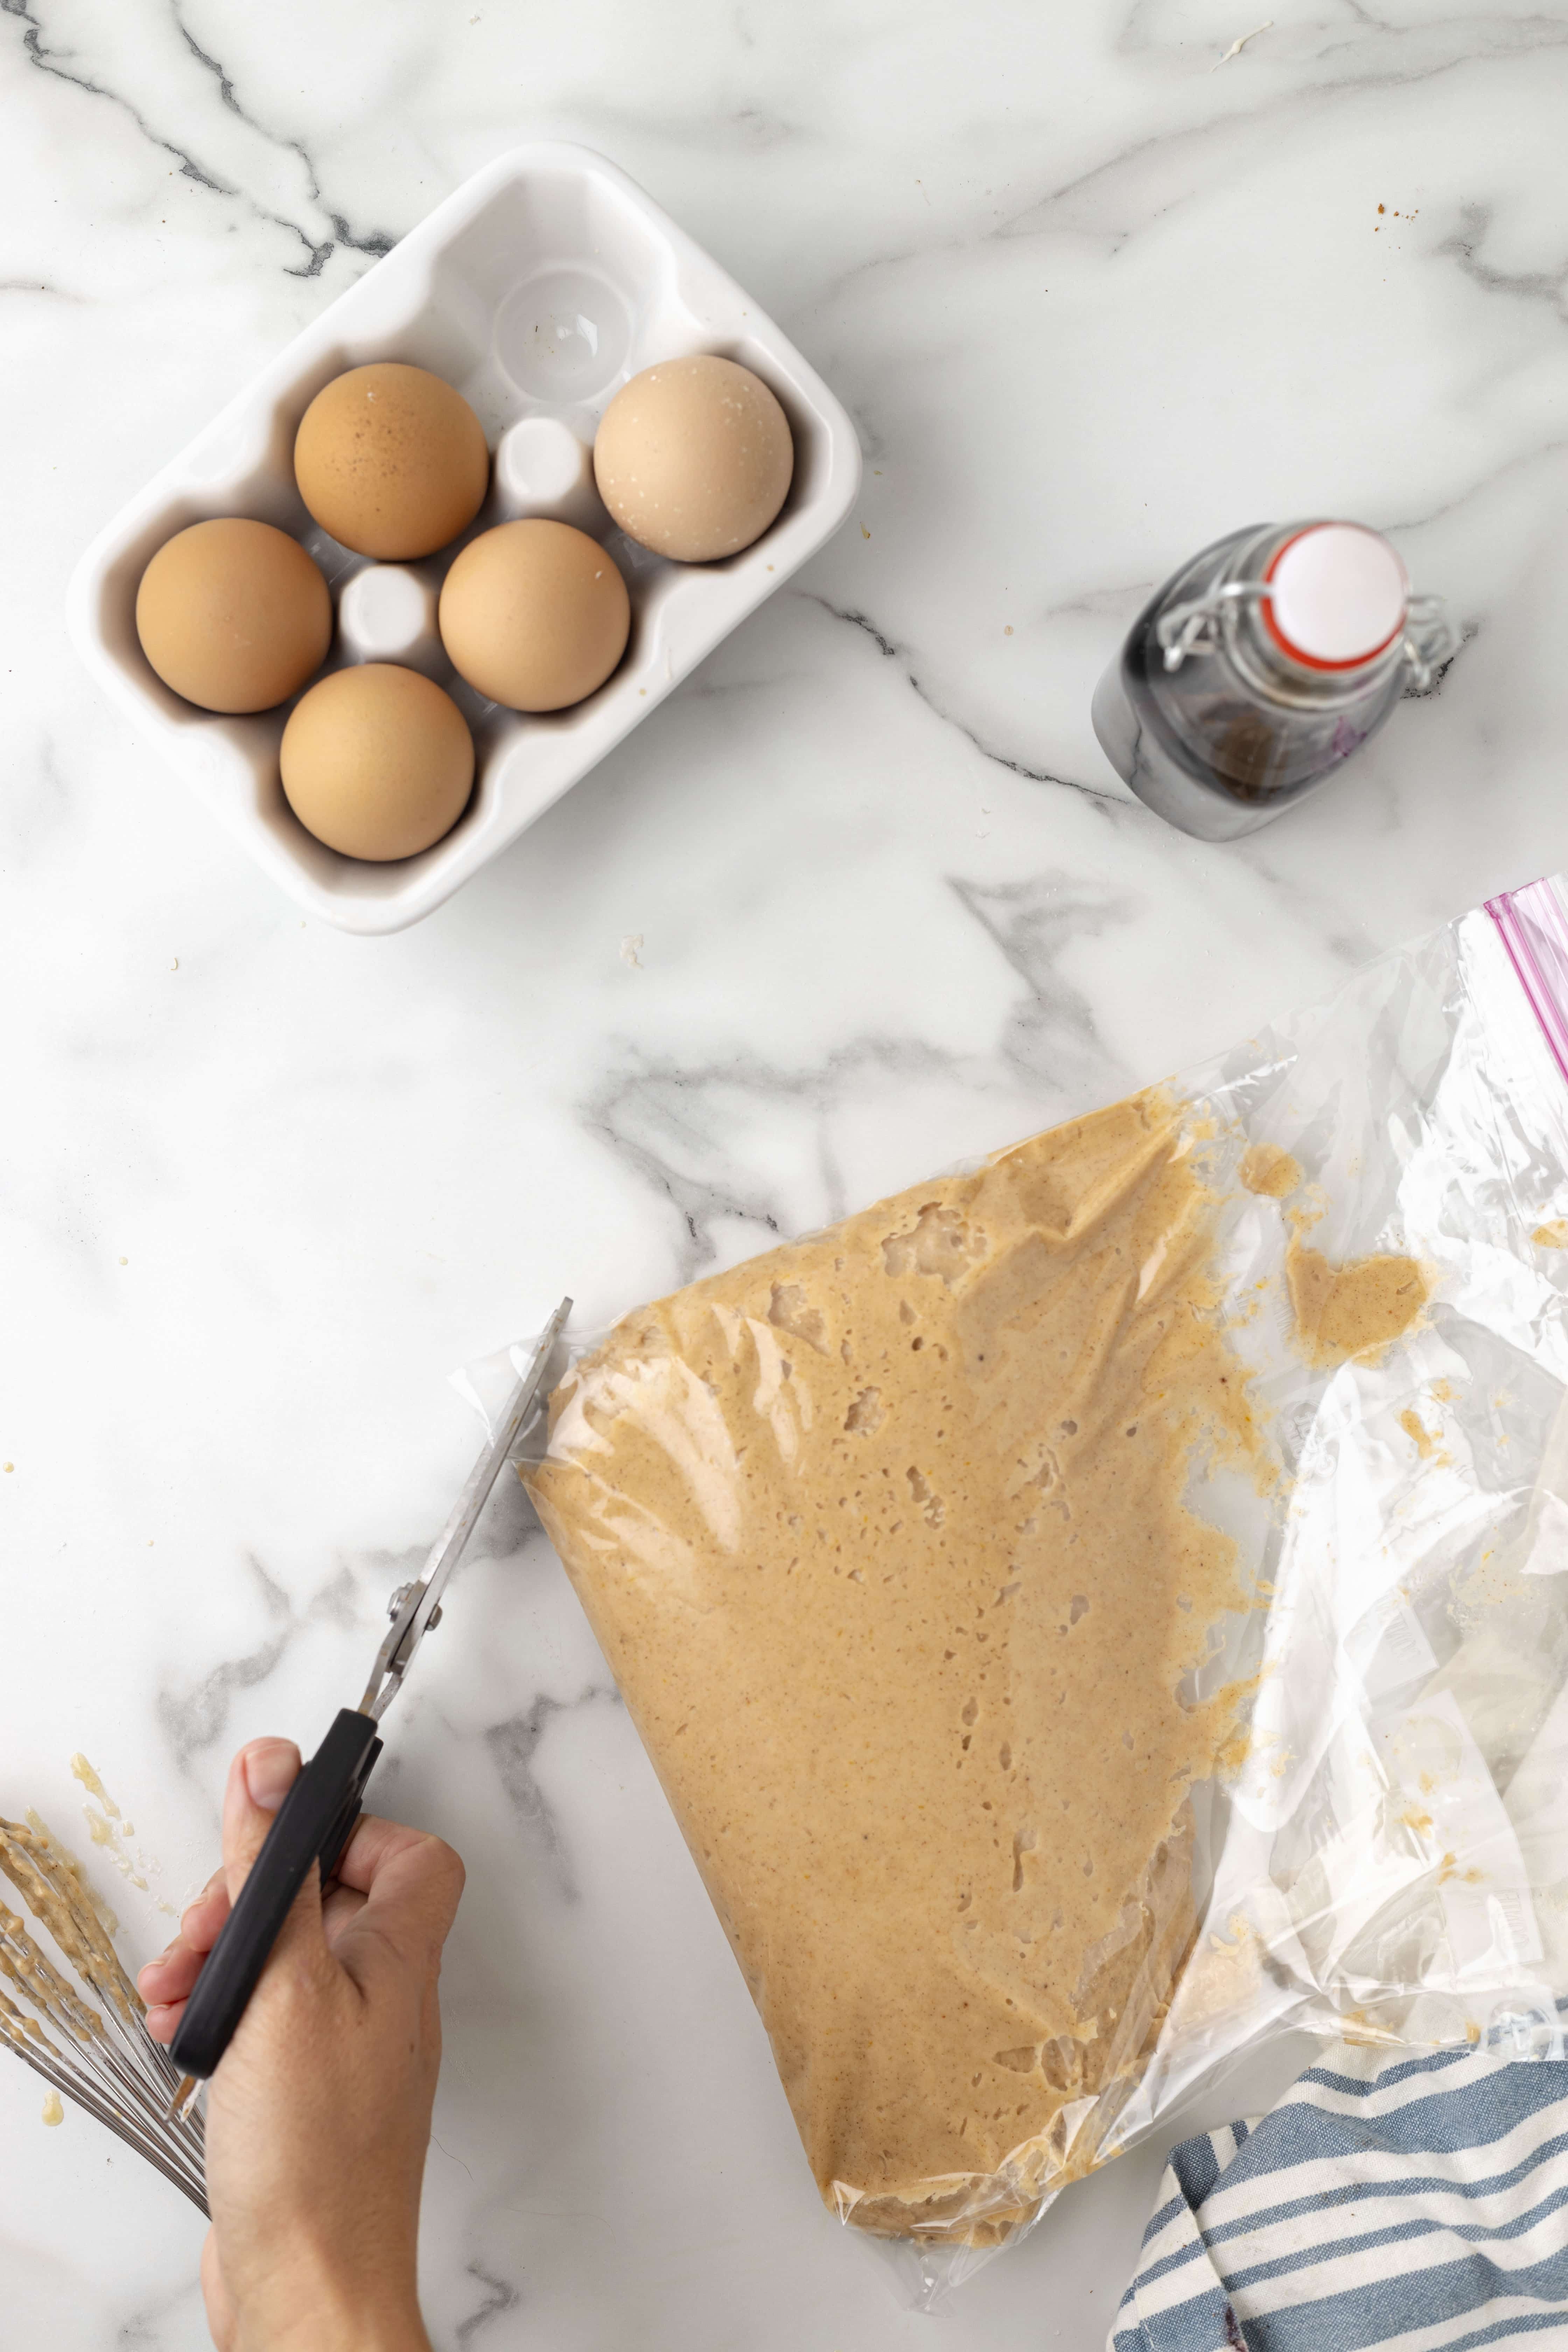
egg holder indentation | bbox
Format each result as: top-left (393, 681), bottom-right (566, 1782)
top-left (66, 143), bottom-right (862, 936)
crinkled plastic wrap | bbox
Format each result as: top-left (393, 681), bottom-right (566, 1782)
top-left (493, 878), bottom-right (1568, 2295)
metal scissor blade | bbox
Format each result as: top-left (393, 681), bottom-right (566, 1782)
top-left (359, 1297), bottom-right (573, 1721)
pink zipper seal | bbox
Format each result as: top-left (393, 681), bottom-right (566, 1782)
top-left (1486, 877), bottom-right (1568, 1087)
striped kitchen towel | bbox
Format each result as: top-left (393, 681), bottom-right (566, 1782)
top-left (1110, 2038), bottom-right (1568, 2350)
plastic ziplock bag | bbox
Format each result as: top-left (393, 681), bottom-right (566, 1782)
top-left (467, 876), bottom-right (1568, 2301)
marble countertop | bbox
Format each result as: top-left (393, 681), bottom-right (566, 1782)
top-left (5, 2), bottom-right (1568, 2344)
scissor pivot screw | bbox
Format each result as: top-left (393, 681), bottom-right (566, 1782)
top-left (386, 1580), bottom-right (441, 1629)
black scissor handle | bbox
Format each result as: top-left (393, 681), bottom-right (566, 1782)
top-left (169, 1708), bottom-right (382, 2082)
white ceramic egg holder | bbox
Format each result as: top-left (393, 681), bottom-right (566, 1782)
top-left (66, 145), bottom-right (862, 934)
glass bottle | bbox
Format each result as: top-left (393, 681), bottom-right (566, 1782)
top-left (1090, 520), bottom-right (1456, 840)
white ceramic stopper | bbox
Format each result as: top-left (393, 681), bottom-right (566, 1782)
top-left (1266, 524), bottom-right (1409, 667)
top-left (494, 415), bottom-right (606, 531)
top-left (336, 565), bottom-right (447, 680)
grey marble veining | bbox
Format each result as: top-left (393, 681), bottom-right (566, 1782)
top-left (5, 1), bottom-right (1568, 2343)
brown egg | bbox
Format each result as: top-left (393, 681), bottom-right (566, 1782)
top-left (280, 664), bottom-right (474, 861)
top-left (438, 520), bottom-right (630, 711)
top-left (294, 363), bottom-right (490, 560)
top-left (593, 354), bottom-right (794, 562)
top-left (135, 518), bottom-right (332, 713)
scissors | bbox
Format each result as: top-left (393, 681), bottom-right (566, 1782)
top-left (169, 1300), bottom-right (572, 2110)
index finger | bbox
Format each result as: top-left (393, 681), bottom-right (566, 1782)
top-left (331, 1811), bottom-right (465, 1956)
top-left (136, 1868), bottom-right (232, 2031)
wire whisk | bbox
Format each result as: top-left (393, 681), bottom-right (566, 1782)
top-left (0, 1811), bottom-right (207, 2214)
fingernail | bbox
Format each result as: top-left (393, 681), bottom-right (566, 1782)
top-left (242, 1738), bottom-right (299, 1813)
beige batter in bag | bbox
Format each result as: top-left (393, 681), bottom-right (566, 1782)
top-left (511, 878), bottom-right (1568, 2291)
top-left (523, 1095), bottom-right (1399, 2248)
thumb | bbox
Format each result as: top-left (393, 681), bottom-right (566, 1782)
top-left (216, 1738), bottom-right (330, 2036)
top-left (222, 1737), bottom-right (303, 1904)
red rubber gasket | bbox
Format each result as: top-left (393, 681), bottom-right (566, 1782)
top-left (1260, 526), bottom-right (1407, 672)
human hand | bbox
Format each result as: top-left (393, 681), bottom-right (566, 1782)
top-left (138, 1738), bottom-right (465, 2352)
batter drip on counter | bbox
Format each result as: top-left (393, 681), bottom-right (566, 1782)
top-left (526, 1091), bottom-right (1274, 2244)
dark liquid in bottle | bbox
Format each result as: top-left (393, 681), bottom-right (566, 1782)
top-left (1092, 551), bottom-right (1409, 842)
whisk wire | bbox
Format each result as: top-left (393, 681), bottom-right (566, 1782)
top-left (0, 1815), bottom-right (208, 2217)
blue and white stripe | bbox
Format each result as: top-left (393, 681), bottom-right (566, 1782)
top-left (1110, 2039), bottom-right (1568, 2351)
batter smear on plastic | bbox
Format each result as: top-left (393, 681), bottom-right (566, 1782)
top-left (1240, 1143), bottom-right (1301, 1199)
top-left (1286, 1238), bottom-right (1428, 1367)
top-left (526, 1092), bottom-right (1273, 2243)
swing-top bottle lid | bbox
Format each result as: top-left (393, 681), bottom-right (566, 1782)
top-left (1262, 523), bottom-right (1409, 672)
